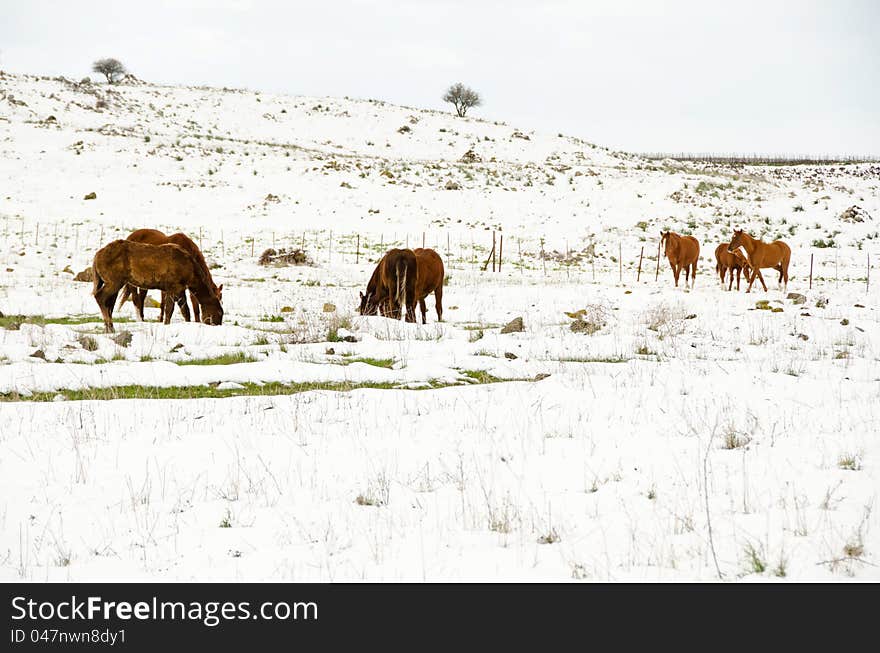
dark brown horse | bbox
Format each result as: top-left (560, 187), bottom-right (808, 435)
top-left (358, 248), bottom-right (418, 322)
top-left (728, 229), bottom-right (791, 293)
top-left (661, 231), bottom-right (700, 288)
top-left (413, 248), bottom-right (445, 323)
top-left (118, 229), bottom-right (222, 322)
top-left (92, 240), bottom-right (223, 332)
top-left (714, 243), bottom-right (752, 291)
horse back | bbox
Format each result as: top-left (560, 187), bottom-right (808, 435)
top-left (413, 248), bottom-right (444, 296)
top-left (680, 236), bottom-right (700, 264)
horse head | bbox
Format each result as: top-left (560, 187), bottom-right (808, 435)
top-left (728, 229), bottom-right (744, 253)
top-left (358, 290), bottom-right (379, 316)
top-left (200, 295), bottom-right (224, 326)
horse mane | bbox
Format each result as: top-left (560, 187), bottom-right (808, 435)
top-left (170, 233), bottom-right (216, 289)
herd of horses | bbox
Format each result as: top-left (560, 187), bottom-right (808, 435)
top-left (88, 226), bottom-right (788, 332)
top-left (661, 228), bottom-right (791, 293)
top-left (89, 229), bottom-right (445, 332)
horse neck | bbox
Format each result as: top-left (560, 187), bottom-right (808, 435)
top-left (738, 233), bottom-right (758, 255)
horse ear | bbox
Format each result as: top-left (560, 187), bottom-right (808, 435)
top-left (359, 291), bottom-right (364, 300)
top-left (217, 284), bottom-right (223, 292)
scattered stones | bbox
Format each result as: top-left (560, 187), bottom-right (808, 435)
top-left (170, 343), bottom-right (184, 353)
top-left (797, 333), bottom-right (809, 341)
top-left (839, 205), bottom-right (872, 223)
top-left (280, 306), bottom-right (294, 313)
top-left (112, 331), bottom-right (133, 347)
top-left (534, 373), bottom-right (551, 381)
top-left (854, 304), bottom-right (865, 308)
top-left (258, 247), bottom-right (311, 266)
top-left (83, 191), bottom-right (97, 200)
top-left (815, 297), bottom-right (829, 308)
top-left (444, 180), bottom-right (460, 191)
top-left (325, 347), bottom-right (335, 355)
top-left (771, 307), bottom-right (784, 313)
top-left (840, 318), bottom-right (849, 326)
top-left (504, 352), bottom-right (518, 360)
top-left (397, 125), bottom-right (411, 134)
top-left (500, 317), bottom-right (524, 334)
top-left (787, 292), bottom-right (807, 304)
top-left (30, 349), bottom-right (46, 360)
top-left (459, 148), bottom-right (481, 164)
top-left (323, 303), bottom-right (336, 313)
top-left (684, 313), bottom-right (697, 320)
top-left (341, 335), bottom-right (358, 343)
top-left (62, 265), bottom-right (74, 275)
top-left (570, 318), bottom-right (602, 334)
top-left (755, 300), bottom-right (771, 310)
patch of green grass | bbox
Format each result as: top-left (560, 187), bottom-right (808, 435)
top-left (0, 371), bottom-right (533, 402)
top-left (259, 314), bottom-right (284, 323)
top-left (337, 357), bottom-right (395, 368)
top-left (0, 314), bottom-right (132, 330)
top-left (176, 352), bottom-right (260, 366)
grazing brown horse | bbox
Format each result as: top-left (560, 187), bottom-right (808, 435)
top-left (358, 248), bottom-right (418, 322)
top-left (714, 243), bottom-right (752, 291)
top-left (92, 240), bottom-right (224, 333)
top-left (412, 248), bottom-right (445, 323)
top-left (727, 229), bottom-right (791, 293)
top-left (661, 231), bottom-right (700, 288)
top-left (118, 229), bottom-right (222, 323)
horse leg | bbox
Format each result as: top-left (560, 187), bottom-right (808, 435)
top-left (783, 263), bottom-right (789, 292)
top-left (756, 269), bottom-right (768, 292)
top-left (419, 297), bottom-right (427, 324)
top-left (435, 285), bottom-right (443, 322)
top-left (189, 289), bottom-right (201, 323)
top-left (158, 291), bottom-right (167, 323)
top-left (162, 292), bottom-right (176, 325)
top-left (691, 262), bottom-right (697, 288)
top-left (133, 288), bottom-right (147, 321)
top-left (177, 294), bottom-right (191, 322)
top-left (95, 283), bottom-right (121, 333)
top-left (672, 263), bottom-right (680, 287)
top-left (719, 265), bottom-right (726, 289)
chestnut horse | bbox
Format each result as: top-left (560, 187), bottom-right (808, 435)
top-left (412, 248), bottom-right (445, 323)
top-left (118, 229), bottom-right (222, 323)
top-left (92, 240), bottom-right (224, 333)
top-left (358, 248), bottom-right (418, 322)
top-left (661, 231), bottom-right (700, 288)
top-left (714, 243), bottom-right (752, 291)
top-left (727, 229), bottom-right (791, 293)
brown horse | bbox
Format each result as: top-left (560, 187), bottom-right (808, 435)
top-left (727, 229), bottom-right (791, 293)
top-left (661, 231), bottom-right (700, 288)
top-left (92, 240), bottom-right (224, 332)
top-left (714, 243), bottom-right (752, 291)
top-left (358, 248), bottom-right (418, 322)
top-left (413, 248), bottom-right (445, 323)
top-left (118, 229), bottom-right (222, 323)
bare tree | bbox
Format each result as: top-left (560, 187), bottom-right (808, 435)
top-left (92, 58), bottom-right (126, 84)
top-left (443, 82), bottom-right (482, 118)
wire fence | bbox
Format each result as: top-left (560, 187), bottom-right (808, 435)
top-left (1, 213), bottom-right (877, 294)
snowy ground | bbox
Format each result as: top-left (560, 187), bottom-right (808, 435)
top-left (0, 70), bottom-right (878, 580)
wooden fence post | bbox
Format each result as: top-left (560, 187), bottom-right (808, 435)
top-left (809, 252), bottom-right (813, 289)
top-left (618, 242), bottom-right (622, 283)
top-left (498, 234), bottom-right (503, 272)
top-left (655, 239), bottom-right (661, 281)
top-left (637, 246), bottom-right (644, 282)
top-left (492, 231), bottom-right (496, 272)
top-left (356, 234), bottom-right (360, 264)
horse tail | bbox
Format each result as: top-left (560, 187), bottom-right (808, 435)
top-left (117, 284), bottom-right (132, 308)
top-left (395, 259), bottom-right (407, 313)
top-left (91, 257), bottom-right (103, 297)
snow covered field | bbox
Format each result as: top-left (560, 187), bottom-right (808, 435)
top-left (1, 71), bottom-right (878, 580)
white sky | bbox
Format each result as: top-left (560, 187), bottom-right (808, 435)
top-left (2, 0), bottom-right (877, 154)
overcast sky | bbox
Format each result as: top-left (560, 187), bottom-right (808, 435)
top-left (2, 0), bottom-right (877, 154)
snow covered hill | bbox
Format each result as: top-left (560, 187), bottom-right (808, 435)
top-left (1, 70), bottom-right (878, 582)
